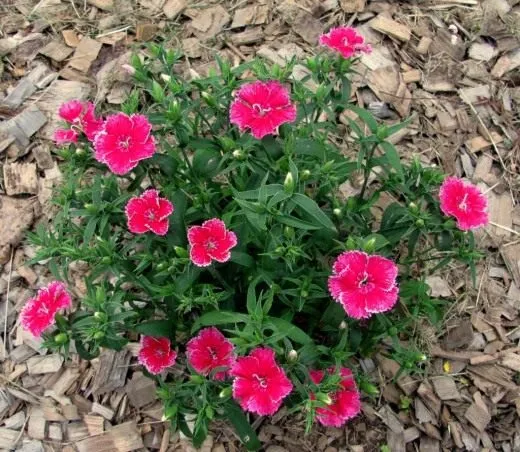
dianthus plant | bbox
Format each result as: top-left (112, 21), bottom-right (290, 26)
top-left (26, 27), bottom-right (486, 450)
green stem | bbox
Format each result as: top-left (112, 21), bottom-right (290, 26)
top-left (358, 143), bottom-right (378, 201)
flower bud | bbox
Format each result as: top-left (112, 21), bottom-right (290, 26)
top-left (219, 387), bottom-right (232, 399)
top-left (287, 349), bottom-right (298, 362)
top-left (84, 203), bottom-right (96, 212)
top-left (121, 64), bottom-right (136, 75)
top-left (300, 169), bottom-right (311, 181)
top-left (219, 137), bottom-right (235, 151)
top-left (339, 320), bottom-right (347, 330)
top-left (160, 73), bottom-right (171, 82)
top-left (75, 148), bottom-right (86, 156)
top-left (93, 331), bottom-right (105, 340)
top-left (415, 218), bottom-right (425, 228)
top-left (101, 256), bottom-right (111, 265)
top-left (322, 160), bottom-right (335, 173)
top-left (190, 374), bottom-right (205, 384)
top-left (284, 172), bottom-right (295, 194)
top-left (316, 393), bottom-right (333, 405)
top-left (300, 290), bottom-right (308, 298)
top-left (333, 208), bottom-right (342, 217)
top-left (201, 91), bottom-right (216, 107)
top-left (54, 333), bottom-right (68, 344)
top-left (360, 381), bottom-right (379, 396)
top-left (205, 405), bottom-right (214, 419)
top-left (232, 149), bottom-right (246, 160)
top-left (283, 226), bottom-right (294, 239)
top-left (174, 246), bottom-right (188, 258)
top-left (345, 237), bottom-right (356, 250)
top-left (94, 311), bottom-right (107, 322)
top-left (363, 238), bottom-right (376, 253)
top-left (408, 202), bottom-right (418, 212)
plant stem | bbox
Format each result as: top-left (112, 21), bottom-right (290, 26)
top-left (358, 143), bottom-right (378, 201)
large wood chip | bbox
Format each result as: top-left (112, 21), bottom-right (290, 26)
top-left (491, 49), bottom-right (520, 78)
top-left (231, 27), bottom-right (264, 46)
top-left (182, 37), bottom-right (201, 58)
top-left (468, 364), bottom-right (518, 391)
top-left (387, 431), bottom-right (405, 452)
top-left (163, 0), bottom-right (186, 18)
top-left (500, 243), bottom-right (520, 288)
top-left (429, 29), bottom-right (465, 60)
top-left (415, 398), bottom-right (435, 424)
top-left (0, 77), bottom-right (37, 110)
top-left (0, 427), bottom-right (19, 449)
top-left (417, 382), bottom-right (442, 417)
top-left (432, 376), bottom-right (460, 401)
top-left (27, 354), bottom-right (63, 375)
top-left (499, 353), bottom-right (520, 372)
top-left (486, 191), bottom-right (513, 242)
top-left (3, 163), bottom-right (39, 196)
top-left (370, 15), bottom-right (411, 42)
top-left (92, 349), bottom-right (131, 395)
top-left (27, 408), bottom-right (46, 440)
top-left (69, 37), bottom-right (102, 73)
top-left (87, 0), bottom-right (113, 10)
top-left (111, 421), bottom-right (144, 451)
top-left (231, 5), bottom-right (268, 28)
top-left (52, 367), bottom-right (80, 396)
top-left (459, 85), bottom-right (491, 104)
top-left (340, 0), bottom-right (365, 12)
top-left (465, 132), bottom-right (503, 153)
top-left (62, 30), bottom-right (80, 47)
top-left (443, 319), bottom-right (474, 349)
top-left (419, 436), bottom-right (440, 452)
top-left (468, 42), bottom-right (497, 61)
top-left (291, 11), bottom-right (323, 45)
top-left (85, 414), bottom-right (105, 435)
top-left (465, 401), bottom-right (491, 432)
top-left (367, 67), bottom-right (411, 117)
top-left (39, 40), bottom-right (74, 62)
top-left (191, 6), bottom-right (230, 39)
top-left (125, 373), bottom-right (156, 408)
top-left (378, 405), bottom-right (404, 433)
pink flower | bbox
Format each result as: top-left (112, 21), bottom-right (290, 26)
top-left (54, 128), bottom-right (78, 145)
top-left (20, 282), bottom-right (72, 337)
top-left (125, 189), bottom-right (174, 236)
top-left (93, 113), bottom-right (156, 175)
top-left (138, 336), bottom-right (177, 375)
top-left (58, 100), bottom-right (103, 141)
top-left (439, 177), bottom-right (488, 231)
top-left (231, 347), bottom-right (293, 416)
top-left (187, 327), bottom-right (235, 380)
top-left (328, 251), bottom-right (398, 320)
top-left (310, 367), bottom-right (361, 427)
top-left (58, 100), bottom-right (84, 124)
top-left (319, 27), bottom-right (372, 59)
top-left (187, 218), bottom-right (237, 267)
top-left (229, 81), bottom-right (297, 139)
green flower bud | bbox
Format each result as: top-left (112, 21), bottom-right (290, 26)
top-left (93, 331), bottom-right (105, 340)
top-left (156, 262), bottom-right (168, 271)
top-left (201, 91), bottom-right (217, 107)
top-left (322, 160), bottom-right (335, 173)
top-left (94, 311), bottom-right (107, 322)
top-left (84, 203), bottom-right (96, 213)
top-left (316, 393), bottom-right (333, 405)
top-left (345, 237), bottom-right (356, 250)
top-left (275, 246), bottom-right (284, 254)
top-left (101, 256), bottom-right (111, 265)
top-left (54, 333), bottom-right (68, 344)
top-left (174, 246), bottom-right (188, 258)
top-left (219, 137), bottom-right (235, 151)
top-left (300, 169), bottom-right (311, 181)
top-left (339, 320), bottom-right (347, 330)
top-left (415, 218), bottom-right (425, 228)
top-left (408, 202), bottom-right (419, 213)
top-left (360, 381), bottom-right (379, 396)
top-left (363, 238), bottom-right (376, 253)
top-left (232, 149), bottom-right (246, 160)
top-left (284, 172), bottom-right (295, 194)
top-left (333, 208), bottom-right (342, 217)
top-left (307, 57), bottom-right (317, 71)
top-left (388, 327), bottom-right (398, 336)
top-left (283, 226), bottom-right (294, 239)
top-left (205, 406), bottom-right (214, 420)
top-left (219, 387), bottom-right (232, 399)
top-left (300, 290), bottom-right (308, 298)
top-left (287, 350), bottom-right (298, 362)
top-left (75, 148), bottom-right (86, 156)
top-left (190, 374), bottom-right (205, 384)
top-left (160, 73), bottom-right (171, 82)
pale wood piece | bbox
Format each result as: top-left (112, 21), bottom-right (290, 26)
top-left (69, 37), bottom-right (102, 73)
top-left (39, 40), bottom-right (74, 62)
top-left (92, 349), bottom-right (131, 395)
top-left (231, 5), bottom-right (268, 28)
top-left (432, 376), bottom-right (460, 400)
top-left (27, 355), bottom-right (64, 375)
top-left (370, 15), bottom-right (411, 42)
top-left (163, 0), bottom-right (186, 19)
top-left (3, 163), bottom-right (38, 196)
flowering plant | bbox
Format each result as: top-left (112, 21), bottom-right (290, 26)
top-left (26, 27), bottom-right (486, 449)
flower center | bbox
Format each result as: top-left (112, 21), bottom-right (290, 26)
top-left (205, 239), bottom-right (217, 251)
top-left (252, 104), bottom-right (271, 117)
top-left (155, 349), bottom-right (165, 357)
top-left (458, 194), bottom-right (468, 211)
top-left (252, 373), bottom-right (268, 388)
top-left (358, 272), bottom-right (370, 288)
top-left (207, 346), bottom-right (217, 360)
top-left (146, 210), bottom-right (156, 221)
top-left (119, 137), bottom-right (131, 150)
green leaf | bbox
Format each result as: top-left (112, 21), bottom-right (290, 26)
top-left (347, 104), bottom-right (378, 134)
top-left (293, 138), bottom-right (326, 158)
top-left (265, 317), bottom-right (313, 344)
top-left (379, 141), bottom-right (403, 177)
top-left (230, 251), bottom-right (254, 267)
top-left (224, 401), bottom-right (261, 451)
top-left (192, 311), bottom-right (249, 332)
top-left (276, 214), bottom-right (321, 230)
top-left (134, 320), bottom-right (173, 338)
top-left (292, 194), bottom-right (336, 232)
top-left (236, 184), bottom-right (283, 200)
top-left (192, 414), bottom-right (209, 448)
top-left (193, 148), bottom-right (221, 177)
top-left (83, 216), bottom-right (98, 245)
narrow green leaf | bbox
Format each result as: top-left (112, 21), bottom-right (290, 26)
top-left (224, 401), bottom-right (261, 451)
top-left (379, 141), bottom-right (403, 177)
top-left (192, 311), bottom-right (249, 332)
top-left (347, 104), bottom-right (378, 133)
top-left (292, 194), bottom-right (336, 232)
top-left (134, 320), bottom-right (173, 338)
top-left (265, 317), bottom-right (313, 344)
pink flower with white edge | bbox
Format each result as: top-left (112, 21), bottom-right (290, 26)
top-left (310, 367), bottom-right (361, 427)
top-left (187, 218), bottom-right (237, 267)
top-left (319, 27), bottom-right (372, 59)
top-left (187, 327), bottom-right (235, 380)
top-left (125, 189), bottom-right (174, 236)
top-left (439, 177), bottom-right (488, 231)
top-left (58, 100), bottom-right (103, 141)
top-left (20, 282), bottom-right (72, 337)
top-left (58, 100), bottom-right (84, 124)
top-left (54, 129), bottom-right (78, 145)
top-left (138, 336), bottom-right (177, 375)
top-left (231, 347), bottom-right (293, 416)
top-left (229, 81), bottom-right (297, 139)
top-left (93, 113), bottom-right (156, 175)
top-left (328, 251), bottom-right (399, 320)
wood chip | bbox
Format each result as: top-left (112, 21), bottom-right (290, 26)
top-left (231, 27), bottom-right (264, 46)
top-left (340, 0), bottom-right (366, 12)
top-left (402, 69), bottom-right (421, 83)
top-left (465, 132), bottom-right (503, 152)
top-left (499, 353), bottom-right (520, 372)
top-left (62, 30), bottom-right (80, 47)
top-left (465, 400), bottom-right (491, 432)
top-left (163, 0), bottom-right (186, 19)
top-left (370, 15), bottom-right (411, 42)
top-left (69, 37), bottom-right (102, 73)
top-left (487, 191), bottom-right (513, 242)
top-left (87, 0), bottom-right (113, 10)
top-left (231, 5), bottom-right (268, 28)
top-left (468, 42), bottom-right (497, 61)
top-left (27, 355), bottom-right (63, 375)
top-left (387, 431), bottom-right (405, 452)
top-left (443, 319), bottom-right (474, 349)
top-left (92, 349), bottom-right (131, 395)
top-left (291, 11), bottom-right (323, 45)
top-left (39, 40), bottom-right (74, 62)
top-left (52, 367), bottom-right (80, 396)
top-left (182, 37), bottom-right (201, 58)
top-left (404, 426), bottom-right (421, 443)
top-left (111, 421), bottom-right (144, 451)
top-left (491, 49), bottom-right (520, 78)
top-left (432, 376), bottom-right (460, 401)
top-left (125, 373), bottom-right (156, 408)
top-left (0, 427), bottom-right (19, 450)
top-left (416, 37), bottom-right (432, 55)
top-left (378, 405), bottom-right (404, 433)
top-left (3, 163), bottom-right (38, 196)
top-left (92, 402), bottom-right (115, 421)
top-left (27, 408), bottom-right (46, 440)
top-left (0, 77), bottom-right (37, 110)
top-left (367, 67), bottom-right (411, 117)
top-left (136, 24), bottom-right (158, 42)
top-left (85, 414), bottom-right (105, 435)
top-left (415, 398), bottom-right (435, 424)
top-left (416, 382), bottom-right (441, 417)
top-left (191, 6), bottom-right (230, 39)
top-left (420, 436), bottom-right (440, 452)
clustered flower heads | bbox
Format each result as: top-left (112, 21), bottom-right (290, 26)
top-left (23, 24), bottom-right (491, 440)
